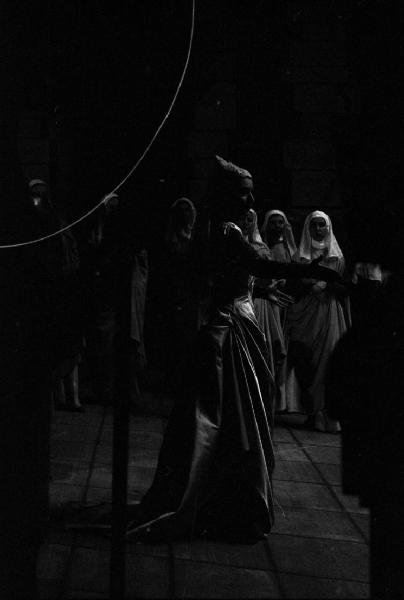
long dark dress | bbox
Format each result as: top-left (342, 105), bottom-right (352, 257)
top-left (154, 235), bottom-right (201, 391)
top-left (127, 222), bottom-right (323, 543)
top-left (0, 198), bottom-right (64, 597)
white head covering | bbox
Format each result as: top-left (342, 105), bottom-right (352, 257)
top-left (171, 197), bottom-right (197, 224)
top-left (165, 197), bottom-right (197, 246)
top-left (247, 208), bottom-right (266, 245)
top-left (261, 209), bottom-right (297, 256)
top-left (297, 210), bottom-right (343, 261)
top-left (28, 178), bottom-right (47, 189)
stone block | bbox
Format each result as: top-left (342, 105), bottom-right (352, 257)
top-left (194, 82), bottom-right (237, 130)
top-left (300, 113), bottom-right (336, 138)
top-left (51, 461), bottom-right (90, 486)
top-left (294, 84), bottom-right (345, 113)
top-left (274, 480), bottom-right (341, 511)
top-left (274, 442), bottom-right (310, 462)
top-left (189, 178), bottom-right (210, 204)
top-left (269, 533), bottom-right (369, 582)
top-left (291, 170), bottom-right (341, 207)
top-left (51, 421), bottom-right (100, 443)
top-left (126, 554), bottom-right (172, 598)
top-left (17, 138), bottom-right (49, 163)
top-left (290, 169), bottom-right (340, 207)
top-left (49, 483), bottom-right (84, 506)
top-left (271, 507), bottom-right (363, 542)
top-left (172, 539), bottom-right (273, 570)
top-left (18, 111), bottom-right (43, 138)
top-left (304, 444), bottom-right (341, 465)
top-left (286, 0), bottom-right (344, 41)
top-left (130, 413), bottom-right (166, 433)
top-left (293, 428), bottom-right (342, 448)
top-left (284, 141), bottom-right (336, 169)
top-left (22, 163), bottom-right (50, 184)
top-left (279, 572), bottom-right (369, 599)
top-left (273, 427), bottom-right (295, 443)
top-left (68, 547), bottom-right (109, 593)
top-left (284, 65), bottom-right (349, 83)
top-left (174, 560), bottom-right (281, 599)
top-left (50, 440), bottom-right (95, 463)
top-left (316, 463), bottom-right (342, 486)
top-left (192, 157), bottom-right (216, 180)
top-left (290, 41), bottom-right (346, 66)
top-left (337, 85), bottom-right (362, 114)
top-left (273, 460), bottom-right (324, 484)
top-left (193, 51), bottom-right (237, 87)
top-left (37, 543), bottom-right (72, 581)
top-left (129, 430), bottom-right (163, 451)
top-left (188, 130), bottom-right (228, 159)
top-left (85, 486), bottom-right (112, 504)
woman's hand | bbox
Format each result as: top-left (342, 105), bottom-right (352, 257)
top-left (308, 256), bottom-right (340, 282)
top-left (267, 281), bottom-right (295, 307)
top-left (274, 278), bottom-right (286, 289)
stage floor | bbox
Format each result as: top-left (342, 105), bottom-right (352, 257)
top-left (38, 399), bottom-right (369, 598)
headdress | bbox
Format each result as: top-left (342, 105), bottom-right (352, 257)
top-left (210, 155), bottom-right (254, 218)
top-left (247, 208), bottom-right (266, 246)
top-left (214, 155), bottom-right (252, 183)
top-left (261, 209), bottom-right (297, 257)
top-left (165, 196), bottom-right (197, 247)
top-left (297, 210), bottom-right (343, 261)
top-left (28, 178), bottom-right (47, 189)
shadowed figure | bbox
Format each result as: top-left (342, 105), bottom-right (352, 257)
top-left (123, 156), bottom-right (341, 544)
top-left (326, 247), bottom-right (404, 598)
top-left (244, 209), bottom-right (295, 412)
top-left (0, 160), bottom-right (64, 599)
top-left (285, 210), bottom-right (351, 432)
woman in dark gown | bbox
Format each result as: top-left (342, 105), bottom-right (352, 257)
top-left (126, 156), bottom-right (339, 544)
top-left (159, 197), bottom-right (200, 392)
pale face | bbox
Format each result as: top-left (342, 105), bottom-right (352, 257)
top-left (309, 217), bottom-right (328, 242)
top-left (30, 184), bottom-right (50, 210)
top-left (31, 183), bottom-right (48, 198)
top-left (175, 201), bottom-right (195, 234)
top-left (267, 214), bottom-right (285, 240)
top-left (238, 178), bottom-right (253, 203)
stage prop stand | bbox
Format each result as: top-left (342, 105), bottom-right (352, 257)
top-left (110, 266), bottom-right (133, 599)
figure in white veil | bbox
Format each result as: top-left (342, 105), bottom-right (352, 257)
top-left (285, 210), bottom-right (350, 432)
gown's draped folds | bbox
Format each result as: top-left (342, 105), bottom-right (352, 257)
top-left (127, 222), bottom-right (280, 542)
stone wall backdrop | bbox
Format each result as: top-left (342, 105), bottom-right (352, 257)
top-left (277, 0), bottom-right (350, 243)
top-left (1, 1), bottom-right (403, 258)
top-left (186, 0), bottom-right (353, 244)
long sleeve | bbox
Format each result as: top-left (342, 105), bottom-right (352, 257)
top-left (227, 226), bottom-right (338, 282)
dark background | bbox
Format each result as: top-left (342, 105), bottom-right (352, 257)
top-left (1, 0), bottom-right (404, 262)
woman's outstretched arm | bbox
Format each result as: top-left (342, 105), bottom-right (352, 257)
top-left (228, 226), bottom-right (340, 282)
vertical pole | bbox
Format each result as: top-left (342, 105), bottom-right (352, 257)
top-left (110, 375), bottom-right (129, 598)
top-left (110, 265), bottom-right (131, 599)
